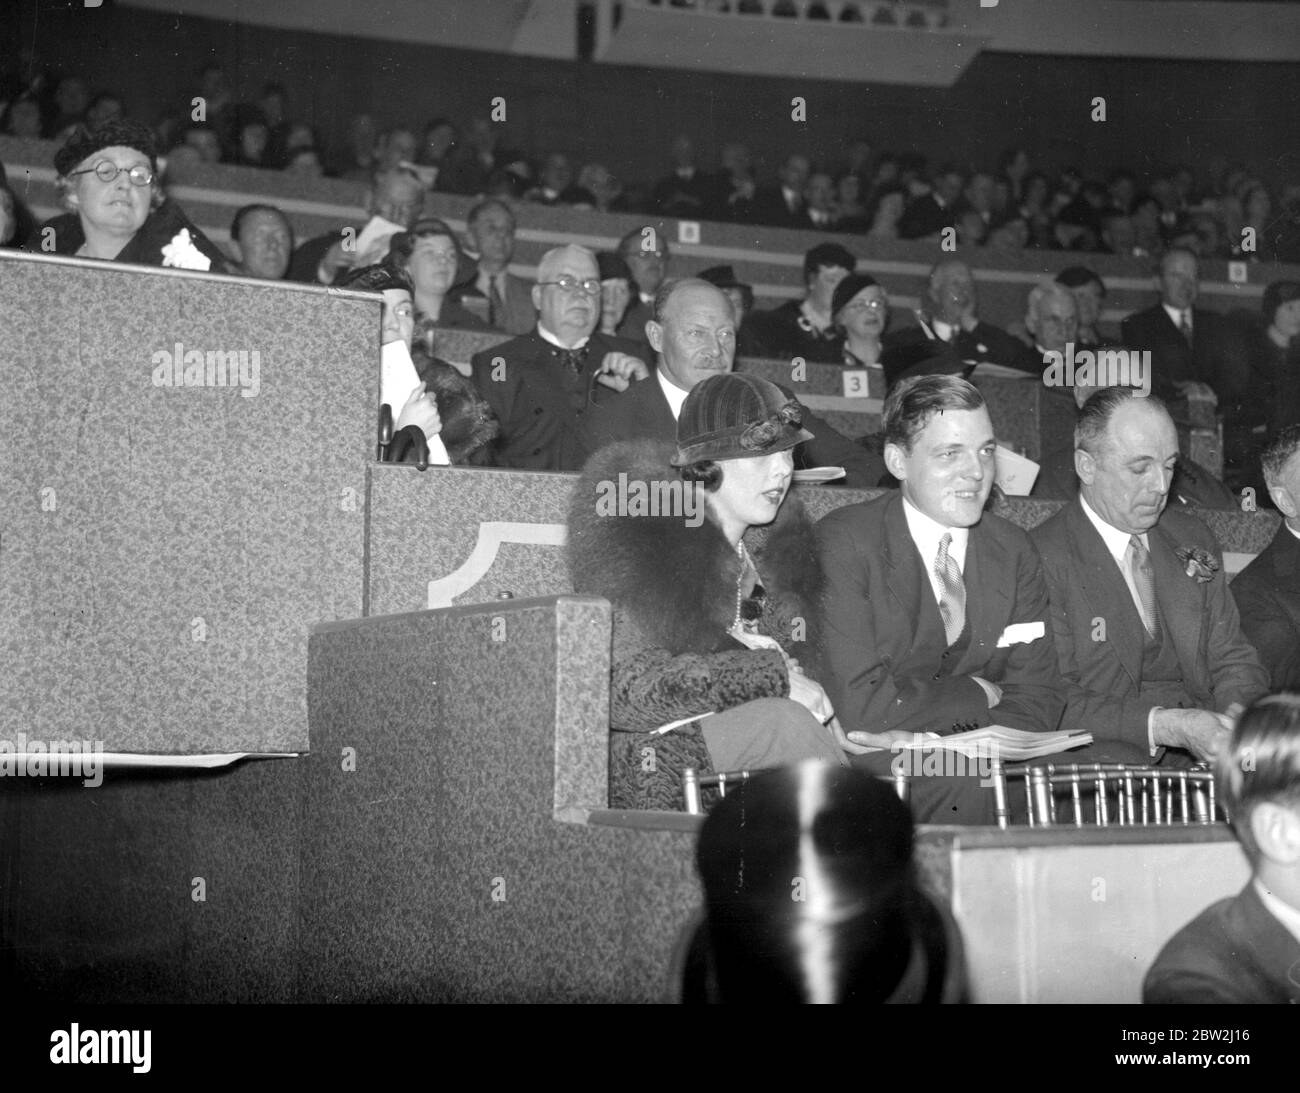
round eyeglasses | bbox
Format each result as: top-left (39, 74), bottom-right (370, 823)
top-left (68, 161), bottom-right (155, 187)
top-left (537, 276), bottom-right (601, 296)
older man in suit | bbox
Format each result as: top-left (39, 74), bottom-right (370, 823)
top-left (1031, 388), bottom-right (1269, 763)
top-left (454, 199), bottom-right (535, 336)
top-left (1144, 695), bottom-right (1300, 1003)
top-left (580, 278), bottom-right (885, 489)
top-left (1119, 247), bottom-right (1229, 401)
top-left (816, 376), bottom-right (1065, 822)
top-left (1232, 426), bottom-right (1300, 689)
top-left (470, 245), bottom-right (648, 471)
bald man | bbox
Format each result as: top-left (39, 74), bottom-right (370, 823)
top-left (469, 245), bottom-right (649, 470)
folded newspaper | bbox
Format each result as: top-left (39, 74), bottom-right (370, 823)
top-left (896, 725), bottom-right (1093, 761)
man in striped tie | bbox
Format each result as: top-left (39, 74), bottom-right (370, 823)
top-left (816, 375), bottom-right (1065, 822)
top-left (1030, 387), bottom-right (1268, 765)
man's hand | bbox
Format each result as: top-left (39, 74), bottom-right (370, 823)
top-left (846, 728), bottom-right (934, 751)
top-left (593, 351), bottom-right (649, 392)
top-left (318, 238), bottom-right (358, 283)
top-left (788, 668), bottom-right (834, 724)
top-left (1151, 707), bottom-right (1233, 763)
top-left (394, 383), bottom-right (442, 440)
top-left (827, 716), bottom-right (876, 756)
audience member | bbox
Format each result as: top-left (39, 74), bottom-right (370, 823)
top-left (182, 123), bottom-right (223, 165)
top-left (677, 762), bottom-right (966, 1003)
top-left (1230, 426), bottom-right (1300, 689)
top-left (336, 114), bottom-right (379, 181)
top-left (816, 375), bottom-right (1064, 824)
top-left (832, 272), bottom-right (888, 369)
top-left (385, 217), bottom-right (488, 355)
top-left (567, 374), bottom-right (852, 810)
top-left (1030, 388), bottom-right (1269, 763)
top-left (228, 203), bottom-right (293, 280)
top-left (882, 259), bottom-right (1027, 382)
top-left (287, 165), bottom-right (424, 285)
top-left (44, 120), bottom-right (226, 271)
top-left (615, 225), bottom-right (670, 346)
top-left (897, 164), bottom-right (963, 240)
top-left (1056, 266), bottom-right (1110, 348)
top-left (456, 198), bottom-right (535, 335)
top-left (1143, 694), bottom-right (1300, 1003)
top-left (470, 244), bottom-right (647, 470)
top-left (595, 251), bottom-right (633, 337)
top-left (440, 116), bottom-right (510, 195)
top-left (803, 172), bottom-right (838, 230)
top-left (651, 135), bottom-right (711, 218)
top-left (751, 153), bottom-right (811, 228)
top-left (1016, 279), bottom-right (1079, 371)
top-left (744, 242), bottom-right (853, 364)
top-left (581, 278), bottom-right (884, 488)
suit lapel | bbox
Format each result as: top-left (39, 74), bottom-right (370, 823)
top-left (1068, 501), bottom-right (1145, 685)
top-left (954, 525), bottom-right (1011, 675)
top-left (647, 375), bottom-right (679, 440)
top-left (882, 496), bottom-right (944, 652)
top-left (1149, 521), bottom-right (1205, 681)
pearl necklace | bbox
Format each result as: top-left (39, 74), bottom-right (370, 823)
top-left (733, 540), bottom-right (756, 634)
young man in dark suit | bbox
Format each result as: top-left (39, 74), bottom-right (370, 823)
top-left (1232, 426), bottom-right (1300, 689)
top-left (580, 279), bottom-right (885, 489)
top-left (1030, 388), bottom-right (1269, 764)
top-left (816, 376), bottom-right (1065, 822)
top-left (469, 245), bottom-right (647, 471)
top-left (1144, 694), bottom-right (1300, 1003)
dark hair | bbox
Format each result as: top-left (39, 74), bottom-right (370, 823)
top-left (1261, 424), bottom-right (1300, 486)
top-left (679, 460), bottom-right (723, 491)
top-left (882, 375), bottom-right (985, 452)
top-left (1261, 280), bottom-right (1300, 327)
top-left (1216, 694), bottom-right (1300, 865)
top-left (1056, 266), bottom-right (1106, 294)
top-left (230, 203), bottom-right (290, 244)
top-left (802, 242), bottom-right (856, 284)
top-left (1074, 386), bottom-right (1170, 455)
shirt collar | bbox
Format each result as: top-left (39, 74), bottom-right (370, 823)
top-left (536, 323), bottom-right (589, 351)
top-left (1079, 493), bottom-right (1149, 561)
top-left (1254, 879), bottom-right (1300, 947)
top-left (1163, 303), bottom-right (1190, 328)
top-left (657, 369), bottom-right (690, 420)
top-left (931, 318), bottom-right (956, 343)
top-left (901, 496), bottom-right (969, 571)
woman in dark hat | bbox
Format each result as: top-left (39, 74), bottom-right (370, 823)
top-left (44, 119), bottom-right (226, 271)
top-left (596, 250), bottom-right (633, 336)
top-left (341, 261), bottom-right (498, 467)
top-left (568, 373), bottom-right (858, 811)
top-left (677, 761), bottom-right (966, 1004)
top-left (832, 271), bottom-right (889, 369)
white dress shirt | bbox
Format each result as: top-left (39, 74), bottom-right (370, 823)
top-left (657, 369), bottom-right (690, 420)
top-left (1163, 302), bottom-right (1192, 335)
top-left (536, 324), bottom-right (589, 351)
top-left (901, 497), bottom-right (969, 607)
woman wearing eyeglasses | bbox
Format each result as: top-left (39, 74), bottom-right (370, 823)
top-left (44, 120), bottom-right (227, 272)
top-left (568, 373), bottom-right (858, 811)
top-left (833, 273), bottom-right (889, 370)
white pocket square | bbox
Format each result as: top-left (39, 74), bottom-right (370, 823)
top-left (997, 621), bottom-right (1045, 648)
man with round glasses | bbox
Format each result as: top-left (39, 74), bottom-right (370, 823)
top-left (44, 120), bottom-right (226, 271)
top-left (470, 244), bottom-right (649, 470)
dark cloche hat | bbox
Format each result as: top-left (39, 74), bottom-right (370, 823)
top-left (831, 272), bottom-right (880, 320)
top-left (672, 373), bottom-right (814, 466)
top-left (55, 120), bottom-right (159, 178)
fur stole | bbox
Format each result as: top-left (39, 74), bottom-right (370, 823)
top-left (567, 439), bottom-right (824, 657)
top-left (413, 347), bottom-right (499, 464)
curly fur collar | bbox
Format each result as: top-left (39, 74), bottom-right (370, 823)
top-left (567, 440), bottom-right (823, 656)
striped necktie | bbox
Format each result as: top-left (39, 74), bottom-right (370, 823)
top-left (487, 275), bottom-right (505, 328)
top-left (935, 533), bottom-right (966, 647)
top-left (1127, 534), bottom-right (1160, 639)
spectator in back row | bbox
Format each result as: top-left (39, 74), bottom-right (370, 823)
top-left (385, 218), bottom-right (488, 358)
top-left (227, 204), bottom-right (293, 280)
top-left (832, 272), bottom-right (888, 370)
top-left (288, 165), bottom-right (424, 285)
top-left (455, 198), bottom-right (535, 335)
top-left (44, 120), bottom-right (226, 271)
top-left (745, 242), bottom-right (855, 365)
top-left (616, 226), bottom-right (670, 347)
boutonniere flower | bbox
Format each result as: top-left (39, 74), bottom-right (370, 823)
top-left (161, 228), bottom-right (211, 271)
top-left (1175, 545), bottom-right (1219, 584)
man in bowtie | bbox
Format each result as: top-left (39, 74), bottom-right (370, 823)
top-left (1030, 387), bottom-right (1268, 763)
top-left (470, 244), bottom-right (648, 470)
top-left (815, 375), bottom-right (1065, 822)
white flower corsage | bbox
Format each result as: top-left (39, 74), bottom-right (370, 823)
top-left (161, 228), bottom-right (212, 271)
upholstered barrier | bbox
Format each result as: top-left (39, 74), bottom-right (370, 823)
top-left (0, 249), bottom-right (377, 753)
top-left (4, 134), bottom-right (1284, 331)
top-left (366, 463), bottom-right (1281, 616)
